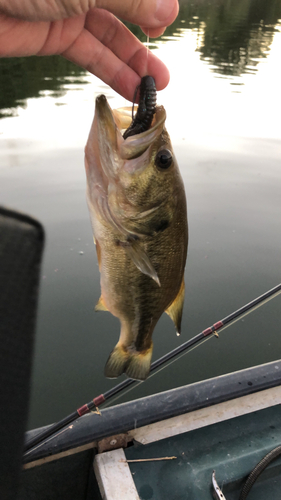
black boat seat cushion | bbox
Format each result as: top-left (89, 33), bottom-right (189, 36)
top-left (0, 206), bottom-right (44, 500)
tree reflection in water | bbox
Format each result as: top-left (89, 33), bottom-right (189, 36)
top-left (180, 0), bottom-right (281, 76)
top-left (0, 57), bottom-right (87, 118)
top-left (0, 0), bottom-right (280, 116)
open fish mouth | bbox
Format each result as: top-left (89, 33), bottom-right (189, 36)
top-left (95, 95), bottom-right (167, 162)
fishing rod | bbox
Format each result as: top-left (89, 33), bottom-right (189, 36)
top-left (23, 283), bottom-right (281, 456)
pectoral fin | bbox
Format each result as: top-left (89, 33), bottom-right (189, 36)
top-left (165, 279), bottom-right (185, 335)
top-left (124, 241), bottom-right (160, 287)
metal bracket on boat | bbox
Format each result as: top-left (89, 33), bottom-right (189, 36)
top-left (97, 433), bottom-right (132, 453)
top-left (212, 471), bottom-right (227, 500)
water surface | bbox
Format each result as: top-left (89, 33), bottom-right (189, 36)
top-left (0, 0), bottom-right (281, 429)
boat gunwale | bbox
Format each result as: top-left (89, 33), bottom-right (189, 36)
top-left (24, 358), bottom-right (281, 464)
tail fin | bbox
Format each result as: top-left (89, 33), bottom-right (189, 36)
top-left (104, 343), bottom-right (153, 381)
top-left (104, 344), bottom-right (130, 379)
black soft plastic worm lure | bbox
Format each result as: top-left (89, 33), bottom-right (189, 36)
top-left (123, 75), bottom-right (157, 139)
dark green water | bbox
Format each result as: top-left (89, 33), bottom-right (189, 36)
top-left (0, 0), bottom-right (281, 429)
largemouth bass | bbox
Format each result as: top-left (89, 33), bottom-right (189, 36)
top-left (85, 93), bottom-right (188, 381)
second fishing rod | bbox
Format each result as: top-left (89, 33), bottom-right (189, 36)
top-left (23, 283), bottom-right (281, 458)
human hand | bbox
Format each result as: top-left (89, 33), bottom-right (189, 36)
top-left (0, 0), bottom-right (179, 101)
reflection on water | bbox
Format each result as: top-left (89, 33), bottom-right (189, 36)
top-left (1, 0), bottom-right (281, 117)
top-left (0, 57), bottom-right (88, 118)
top-left (0, 0), bottom-right (281, 429)
top-left (178, 0), bottom-right (281, 77)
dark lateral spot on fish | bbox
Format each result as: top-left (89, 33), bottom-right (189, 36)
top-left (248, 381), bottom-right (253, 386)
top-left (127, 235), bottom-right (140, 242)
top-left (116, 235), bottom-right (140, 247)
top-left (135, 320), bottom-right (152, 351)
top-left (116, 240), bottom-right (129, 248)
top-left (154, 219), bottom-right (169, 233)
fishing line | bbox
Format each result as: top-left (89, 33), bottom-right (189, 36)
top-left (146, 30), bottom-right (149, 74)
top-left (130, 32), bottom-right (150, 122)
top-left (23, 425), bottom-right (74, 458)
top-left (102, 380), bottom-right (144, 409)
top-left (211, 290), bottom-right (281, 334)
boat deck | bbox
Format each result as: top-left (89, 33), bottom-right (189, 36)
top-left (124, 404), bottom-right (281, 499)
top-left (21, 360), bottom-right (281, 500)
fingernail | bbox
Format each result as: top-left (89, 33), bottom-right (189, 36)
top-left (155, 0), bottom-right (175, 22)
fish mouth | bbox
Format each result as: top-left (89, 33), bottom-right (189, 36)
top-left (95, 94), bottom-right (166, 161)
top-left (85, 94), bottom-right (168, 238)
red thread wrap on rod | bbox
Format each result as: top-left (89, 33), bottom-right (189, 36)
top-left (93, 394), bottom-right (105, 406)
top-left (213, 321), bottom-right (224, 331)
top-left (77, 404), bottom-right (89, 416)
top-left (202, 327), bottom-right (213, 337)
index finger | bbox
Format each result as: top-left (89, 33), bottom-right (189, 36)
top-left (63, 10), bottom-right (170, 101)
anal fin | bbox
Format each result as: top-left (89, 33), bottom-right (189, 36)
top-left (95, 295), bottom-right (109, 312)
top-left (165, 279), bottom-right (185, 335)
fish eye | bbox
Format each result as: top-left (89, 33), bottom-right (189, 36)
top-left (155, 149), bottom-right (173, 170)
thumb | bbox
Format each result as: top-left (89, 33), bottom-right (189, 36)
top-left (0, 0), bottom-right (178, 26)
top-left (95, 0), bottom-right (179, 28)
